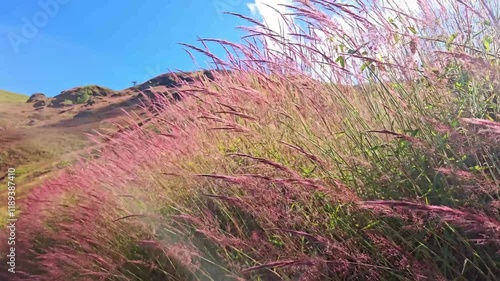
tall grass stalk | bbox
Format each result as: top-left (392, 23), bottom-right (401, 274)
top-left (1, 0), bottom-right (499, 280)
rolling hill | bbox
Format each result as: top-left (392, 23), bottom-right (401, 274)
top-left (0, 71), bottom-right (214, 220)
top-left (0, 89), bottom-right (28, 103)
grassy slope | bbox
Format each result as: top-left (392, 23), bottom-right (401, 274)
top-left (0, 1), bottom-right (498, 279)
top-left (4, 73), bottom-right (498, 280)
top-left (0, 89), bottom-right (28, 103)
top-left (0, 94), bottom-right (143, 227)
top-left (0, 128), bottom-right (91, 227)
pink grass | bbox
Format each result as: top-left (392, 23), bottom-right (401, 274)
top-left (2, 0), bottom-right (499, 280)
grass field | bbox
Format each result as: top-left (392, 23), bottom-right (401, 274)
top-left (0, 0), bottom-right (498, 280)
top-left (0, 89), bottom-right (28, 103)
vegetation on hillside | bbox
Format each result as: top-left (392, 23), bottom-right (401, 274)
top-left (0, 129), bottom-right (90, 227)
top-left (1, 0), bottom-right (498, 280)
top-left (0, 90), bottom-right (27, 103)
top-left (49, 85), bottom-right (116, 107)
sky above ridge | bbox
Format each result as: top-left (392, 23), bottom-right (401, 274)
top-left (0, 0), bottom-right (428, 97)
top-left (0, 0), bottom-right (288, 97)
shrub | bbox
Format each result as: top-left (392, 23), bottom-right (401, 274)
top-left (61, 99), bottom-right (73, 106)
top-left (75, 88), bottom-right (91, 104)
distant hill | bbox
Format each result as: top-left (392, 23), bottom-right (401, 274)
top-left (0, 70), bottom-right (218, 208)
top-left (0, 89), bottom-right (28, 103)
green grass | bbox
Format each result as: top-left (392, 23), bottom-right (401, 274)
top-left (62, 99), bottom-right (74, 105)
top-left (0, 89), bottom-right (28, 103)
top-left (0, 130), bottom-right (91, 227)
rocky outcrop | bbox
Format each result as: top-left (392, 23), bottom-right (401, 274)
top-left (26, 93), bottom-right (49, 108)
top-left (126, 70), bottom-right (218, 93)
top-left (27, 93), bottom-right (46, 102)
top-left (49, 85), bottom-right (116, 108)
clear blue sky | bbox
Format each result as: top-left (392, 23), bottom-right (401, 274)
top-left (0, 0), bottom-right (253, 97)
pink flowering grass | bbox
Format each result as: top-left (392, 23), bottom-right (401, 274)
top-left (1, 0), bottom-right (499, 280)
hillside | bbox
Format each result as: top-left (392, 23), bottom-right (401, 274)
top-left (0, 1), bottom-right (499, 279)
top-left (0, 70), bottom-right (214, 229)
top-left (0, 69), bottom-right (214, 190)
top-left (0, 89), bottom-right (28, 103)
